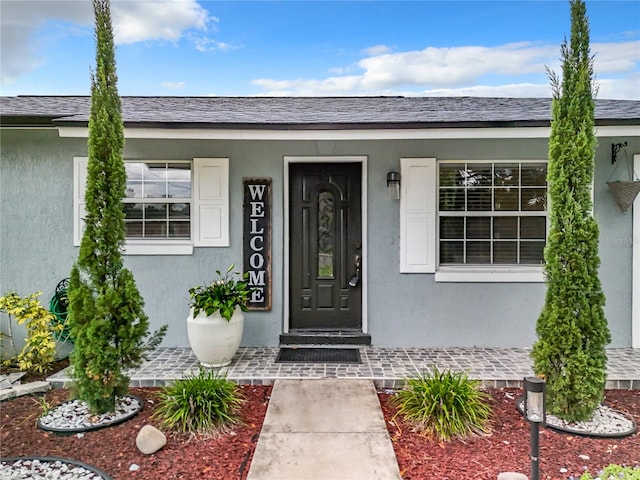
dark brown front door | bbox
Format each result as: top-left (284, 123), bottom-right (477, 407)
top-left (289, 163), bottom-right (362, 330)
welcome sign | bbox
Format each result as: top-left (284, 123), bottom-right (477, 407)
top-left (243, 178), bottom-right (272, 310)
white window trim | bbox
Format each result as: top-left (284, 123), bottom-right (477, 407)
top-left (436, 159), bottom-right (548, 282)
top-left (73, 157), bottom-right (229, 255)
top-left (435, 266), bottom-right (545, 283)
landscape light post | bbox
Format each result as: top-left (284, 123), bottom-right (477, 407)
top-left (524, 377), bottom-right (546, 480)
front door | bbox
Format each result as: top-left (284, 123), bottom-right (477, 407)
top-left (289, 162), bottom-right (362, 330)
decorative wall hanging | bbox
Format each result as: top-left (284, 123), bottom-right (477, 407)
top-left (243, 178), bottom-right (272, 310)
top-left (606, 143), bottom-right (640, 213)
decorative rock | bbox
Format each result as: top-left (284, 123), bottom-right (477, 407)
top-left (498, 473), bottom-right (528, 480)
top-left (13, 380), bottom-right (51, 395)
top-left (136, 424), bottom-right (167, 454)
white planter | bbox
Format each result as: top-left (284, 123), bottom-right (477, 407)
top-left (186, 307), bottom-right (244, 368)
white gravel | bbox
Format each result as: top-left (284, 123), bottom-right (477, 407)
top-left (516, 397), bottom-right (636, 436)
top-left (0, 458), bottom-right (106, 480)
top-left (2, 397), bottom-right (141, 479)
top-left (545, 404), bottom-right (636, 436)
top-left (38, 396), bottom-right (141, 431)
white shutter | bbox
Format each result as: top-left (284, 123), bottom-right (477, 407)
top-left (400, 157), bottom-right (437, 273)
top-left (73, 157), bottom-right (88, 246)
top-left (193, 157), bottom-right (229, 247)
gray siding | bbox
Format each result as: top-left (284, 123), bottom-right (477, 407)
top-left (1, 129), bottom-right (636, 348)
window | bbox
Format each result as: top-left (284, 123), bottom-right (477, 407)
top-left (438, 161), bottom-right (547, 266)
top-left (399, 157), bottom-right (547, 282)
top-left (74, 157), bottom-right (229, 254)
top-left (123, 162), bottom-right (192, 239)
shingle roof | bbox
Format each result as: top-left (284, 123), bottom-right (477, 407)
top-left (1, 95), bottom-right (639, 128)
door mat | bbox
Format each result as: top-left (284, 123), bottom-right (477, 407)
top-left (276, 348), bottom-right (361, 364)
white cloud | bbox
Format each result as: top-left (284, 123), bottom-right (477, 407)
top-left (252, 40), bottom-right (639, 99)
top-left (358, 42), bottom-right (558, 90)
top-left (0, 0), bottom-right (92, 84)
top-left (0, 0), bottom-right (219, 85)
top-left (190, 35), bottom-right (234, 52)
top-left (363, 44), bottom-right (392, 57)
top-left (161, 81), bottom-right (186, 89)
top-left (111, 0), bottom-right (212, 44)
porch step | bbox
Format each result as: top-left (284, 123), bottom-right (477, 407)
top-left (280, 330), bottom-right (371, 346)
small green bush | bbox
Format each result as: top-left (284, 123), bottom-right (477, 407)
top-left (390, 367), bottom-right (492, 441)
top-left (0, 291), bottom-right (62, 373)
top-left (153, 369), bottom-right (244, 435)
top-left (580, 465), bottom-right (640, 480)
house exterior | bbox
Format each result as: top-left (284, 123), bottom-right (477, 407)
top-left (1, 96), bottom-right (639, 349)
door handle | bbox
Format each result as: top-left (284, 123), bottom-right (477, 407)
top-left (348, 255), bottom-right (361, 287)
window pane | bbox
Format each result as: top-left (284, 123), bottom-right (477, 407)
top-left (464, 164), bottom-right (492, 186)
top-left (169, 203), bottom-right (190, 219)
top-left (494, 242), bottom-right (517, 264)
top-left (521, 188), bottom-right (546, 211)
top-left (124, 203), bottom-right (143, 219)
top-left (440, 217), bottom-right (464, 239)
top-left (466, 242), bottom-right (490, 264)
top-left (145, 222), bottom-right (166, 237)
top-left (494, 164), bottom-right (519, 187)
top-left (125, 222), bottom-right (143, 238)
top-left (145, 204), bottom-right (167, 219)
top-left (521, 164), bottom-right (547, 186)
top-left (168, 181), bottom-right (191, 198)
top-left (520, 241), bottom-right (545, 264)
top-left (467, 188), bottom-right (491, 211)
top-left (439, 164), bottom-right (465, 187)
top-left (439, 189), bottom-right (465, 211)
top-left (521, 217), bottom-right (546, 239)
top-left (494, 188), bottom-right (518, 211)
top-left (167, 163), bottom-right (191, 181)
top-left (143, 181), bottom-right (167, 198)
top-left (317, 191), bottom-right (334, 278)
top-left (493, 217), bottom-right (518, 239)
top-left (169, 221), bottom-right (190, 238)
top-left (440, 241), bottom-right (463, 264)
top-left (145, 163), bottom-right (167, 181)
top-left (466, 217), bottom-right (490, 239)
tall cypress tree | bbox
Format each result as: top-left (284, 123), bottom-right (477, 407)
top-left (68, 0), bottom-right (166, 414)
top-left (532, 0), bottom-right (610, 422)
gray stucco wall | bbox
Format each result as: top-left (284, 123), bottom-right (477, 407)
top-left (1, 128), bottom-right (636, 349)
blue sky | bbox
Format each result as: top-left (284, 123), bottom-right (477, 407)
top-left (1, 0), bottom-right (639, 99)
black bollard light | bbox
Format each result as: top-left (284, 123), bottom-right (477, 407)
top-left (523, 377), bottom-right (546, 480)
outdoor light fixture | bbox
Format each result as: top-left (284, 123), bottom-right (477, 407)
top-left (387, 171), bottom-right (400, 200)
top-left (524, 376), bottom-right (546, 480)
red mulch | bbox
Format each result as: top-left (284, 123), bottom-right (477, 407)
top-left (379, 388), bottom-right (640, 480)
top-left (1, 386), bottom-right (639, 480)
top-left (1, 386), bottom-right (271, 480)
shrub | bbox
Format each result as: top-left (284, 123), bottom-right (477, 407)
top-left (531, 0), bottom-right (609, 422)
top-left (390, 367), bottom-right (492, 441)
top-left (0, 291), bottom-right (62, 373)
top-left (153, 369), bottom-right (244, 436)
top-left (579, 464), bottom-right (640, 480)
top-left (68, 0), bottom-right (166, 414)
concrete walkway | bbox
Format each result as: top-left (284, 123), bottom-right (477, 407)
top-left (246, 378), bottom-right (402, 480)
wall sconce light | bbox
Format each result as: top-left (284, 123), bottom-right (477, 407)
top-left (387, 171), bottom-right (400, 200)
top-left (524, 376), bottom-right (546, 480)
top-left (611, 141), bottom-right (628, 164)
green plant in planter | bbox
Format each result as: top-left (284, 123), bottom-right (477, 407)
top-left (390, 367), bottom-right (492, 441)
top-left (153, 368), bottom-right (244, 435)
top-left (189, 265), bottom-right (251, 320)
